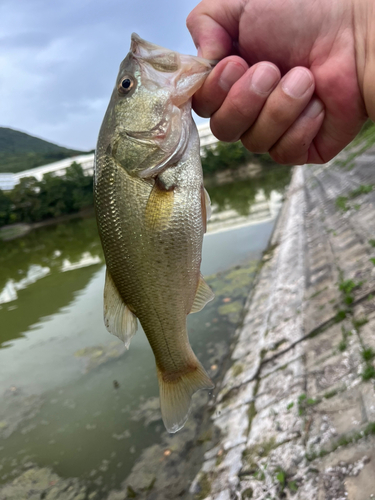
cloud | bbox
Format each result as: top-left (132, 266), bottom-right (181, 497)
top-left (0, 0), bottom-right (201, 150)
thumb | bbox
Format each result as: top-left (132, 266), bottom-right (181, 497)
top-left (186, 5), bottom-right (233, 60)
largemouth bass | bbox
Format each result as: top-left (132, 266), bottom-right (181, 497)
top-left (94, 33), bottom-right (214, 433)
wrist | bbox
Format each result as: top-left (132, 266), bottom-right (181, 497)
top-left (353, 0), bottom-right (375, 120)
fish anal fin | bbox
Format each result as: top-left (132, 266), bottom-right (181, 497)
top-left (157, 360), bottom-right (214, 433)
top-left (190, 274), bottom-right (215, 314)
top-left (103, 269), bottom-right (138, 348)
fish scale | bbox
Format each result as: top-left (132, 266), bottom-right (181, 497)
top-left (94, 33), bottom-right (215, 433)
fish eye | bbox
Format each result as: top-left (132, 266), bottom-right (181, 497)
top-left (118, 76), bottom-right (135, 94)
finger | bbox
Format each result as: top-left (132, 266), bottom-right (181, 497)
top-left (269, 98), bottom-right (325, 164)
top-left (192, 56), bottom-right (248, 118)
top-left (209, 62), bottom-right (281, 142)
top-left (186, 1), bottom-right (243, 60)
top-left (187, 8), bottom-right (232, 60)
top-left (241, 67), bottom-right (315, 153)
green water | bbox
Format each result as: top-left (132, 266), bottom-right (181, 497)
top-left (0, 167), bottom-right (291, 497)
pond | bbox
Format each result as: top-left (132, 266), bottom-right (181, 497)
top-left (0, 165), bottom-right (291, 499)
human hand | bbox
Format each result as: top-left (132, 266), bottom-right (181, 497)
top-left (187, 0), bottom-right (370, 164)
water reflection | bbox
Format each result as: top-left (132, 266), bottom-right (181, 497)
top-left (0, 165), bottom-right (292, 497)
top-left (0, 217), bottom-right (103, 299)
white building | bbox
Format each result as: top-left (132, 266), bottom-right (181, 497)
top-left (0, 122), bottom-right (218, 192)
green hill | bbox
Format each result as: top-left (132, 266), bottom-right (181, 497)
top-left (0, 127), bottom-right (89, 173)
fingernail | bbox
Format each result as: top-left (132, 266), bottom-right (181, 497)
top-left (282, 68), bottom-right (313, 98)
top-left (251, 64), bottom-right (279, 94)
top-left (305, 98), bottom-right (324, 118)
top-left (218, 62), bottom-right (246, 92)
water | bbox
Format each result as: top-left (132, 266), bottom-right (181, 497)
top-left (0, 166), bottom-right (291, 498)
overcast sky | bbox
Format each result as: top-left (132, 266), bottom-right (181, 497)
top-left (0, 0), bottom-right (206, 151)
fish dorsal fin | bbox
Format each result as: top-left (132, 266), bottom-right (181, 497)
top-left (190, 274), bottom-right (215, 314)
top-left (103, 269), bottom-right (138, 348)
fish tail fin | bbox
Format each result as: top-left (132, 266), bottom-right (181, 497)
top-left (156, 359), bottom-right (214, 434)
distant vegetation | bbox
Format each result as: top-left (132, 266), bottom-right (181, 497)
top-left (0, 127), bottom-right (88, 173)
top-left (0, 162), bottom-right (93, 227)
top-left (0, 140), bottom-right (281, 228)
top-left (201, 141), bottom-right (276, 175)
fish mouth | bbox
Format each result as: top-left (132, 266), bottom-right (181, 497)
top-left (123, 120), bottom-right (169, 145)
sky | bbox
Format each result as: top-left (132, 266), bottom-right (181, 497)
top-left (0, 0), bottom-right (206, 151)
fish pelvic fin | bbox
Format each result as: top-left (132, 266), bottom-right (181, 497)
top-left (103, 269), bottom-right (138, 348)
top-left (157, 360), bottom-right (214, 433)
top-left (190, 274), bottom-right (215, 314)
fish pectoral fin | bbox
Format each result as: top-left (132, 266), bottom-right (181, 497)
top-left (103, 269), bottom-right (138, 349)
top-left (204, 187), bottom-right (212, 221)
top-left (145, 177), bottom-right (175, 230)
top-left (157, 360), bottom-right (214, 433)
top-left (190, 274), bottom-right (215, 314)
top-left (200, 186), bottom-right (212, 233)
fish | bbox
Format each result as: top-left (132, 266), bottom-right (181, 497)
top-left (94, 33), bottom-right (215, 433)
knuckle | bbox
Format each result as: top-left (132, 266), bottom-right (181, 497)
top-left (241, 133), bottom-right (268, 154)
top-left (210, 119), bottom-right (238, 142)
top-left (269, 147), bottom-right (293, 165)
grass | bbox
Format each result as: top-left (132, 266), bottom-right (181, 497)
top-left (338, 326), bottom-right (352, 352)
top-left (306, 420), bottom-right (375, 461)
top-left (369, 239), bottom-right (375, 247)
top-left (338, 340), bottom-right (347, 352)
top-left (362, 347), bottom-right (375, 362)
top-left (335, 185), bottom-right (373, 212)
top-left (362, 365), bottom-right (375, 381)
top-left (334, 310), bottom-right (347, 323)
top-left (297, 394), bottom-right (315, 415)
top-left (335, 196), bottom-right (349, 211)
top-left (337, 277), bottom-right (363, 312)
top-left (324, 389), bottom-right (338, 399)
top-left (352, 316), bottom-right (368, 329)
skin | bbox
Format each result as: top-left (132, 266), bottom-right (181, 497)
top-left (187, 0), bottom-right (375, 165)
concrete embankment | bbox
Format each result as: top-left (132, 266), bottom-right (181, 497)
top-left (191, 153), bottom-right (375, 499)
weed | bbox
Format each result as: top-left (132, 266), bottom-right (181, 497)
top-left (334, 310), bottom-right (347, 323)
top-left (352, 316), bottom-right (368, 329)
top-left (288, 481), bottom-right (299, 492)
top-left (370, 258), bottom-right (375, 266)
top-left (362, 365), bottom-right (375, 381)
top-left (369, 239), bottom-right (375, 247)
top-left (338, 340), bottom-right (347, 352)
top-left (324, 389), bottom-right (337, 399)
top-left (339, 279), bottom-right (360, 295)
top-left (287, 402), bottom-right (294, 410)
top-left (349, 184), bottom-right (373, 197)
top-left (297, 393), bottom-right (319, 415)
top-left (362, 348), bottom-right (375, 362)
top-left (276, 469), bottom-right (286, 488)
top-left (335, 196), bottom-right (349, 211)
